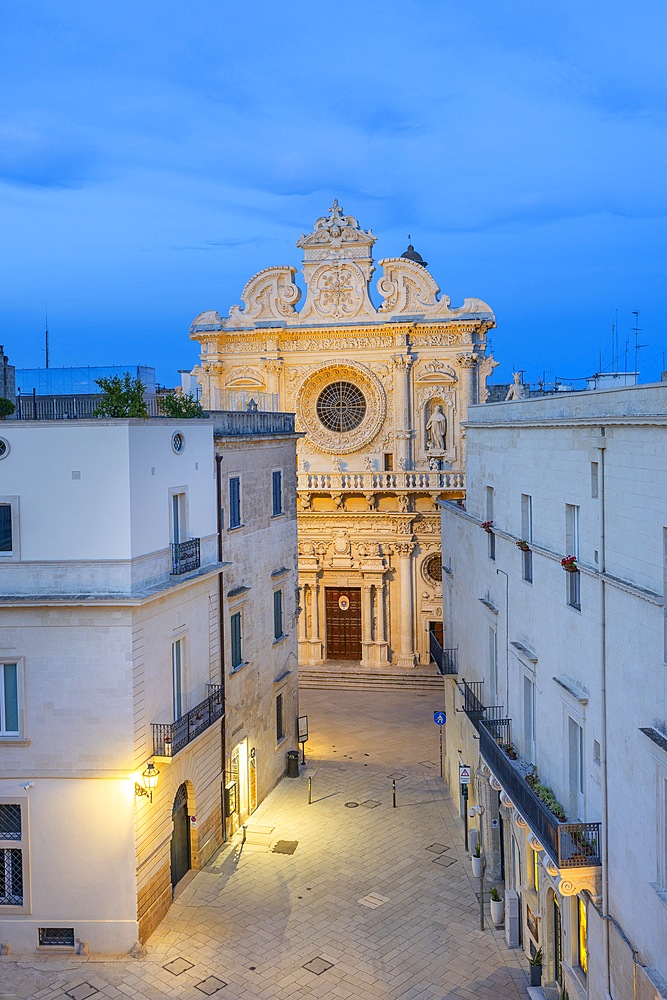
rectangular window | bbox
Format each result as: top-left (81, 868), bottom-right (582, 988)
top-left (0, 803), bottom-right (23, 906)
top-left (532, 848), bottom-right (539, 892)
top-left (521, 494), bottom-right (533, 542)
top-left (272, 470), bottom-right (283, 517)
top-left (172, 639), bottom-right (184, 721)
top-left (522, 548), bottom-right (533, 583)
top-left (383, 453), bottom-right (393, 472)
top-left (0, 663), bottom-right (19, 736)
top-left (273, 590), bottom-right (284, 642)
top-left (230, 611), bottom-right (243, 669)
top-left (577, 896), bottom-right (588, 976)
top-left (276, 692), bottom-right (284, 742)
top-left (567, 568), bottom-right (581, 611)
top-left (523, 674), bottom-right (535, 763)
top-left (568, 717), bottom-right (584, 820)
top-left (485, 487), bottom-right (495, 560)
top-left (566, 503), bottom-right (580, 559)
top-left (520, 494), bottom-right (533, 582)
top-left (590, 462), bottom-right (599, 499)
top-left (229, 477), bottom-right (241, 529)
top-left (659, 773), bottom-right (667, 890)
top-left (488, 530), bottom-right (496, 561)
top-left (171, 494), bottom-right (183, 544)
top-left (0, 505), bottom-right (11, 553)
top-left (488, 627), bottom-right (497, 706)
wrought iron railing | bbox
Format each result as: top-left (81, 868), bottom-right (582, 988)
top-left (430, 634), bottom-right (458, 675)
top-left (460, 680), bottom-right (504, 730)
top-left (152, 684), bottom-right (223, 757)
top-left (442, 648), bottom-right (458, 674)
top-left (479, 719), bottom-right (601, 869)
top-left (296, 470), bottom-right (465, 493)
top-left (171, 538), bottom-right (201, 575)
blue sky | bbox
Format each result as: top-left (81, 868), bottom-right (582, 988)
top-left (2, 1), bottom-right (666, 388)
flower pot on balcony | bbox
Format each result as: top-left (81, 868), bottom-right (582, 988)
top-left (471, 854), bottom-right (483, 878)
top-left (529, 963), bottom-right (542, 987)
top-left (490, 897), bottom-right (504, 925)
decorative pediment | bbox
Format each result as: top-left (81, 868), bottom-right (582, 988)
top-left (225, 266), bottom-right (301, 325)
top-left (297, 199), bottom-right (376, 260)
top-left (298, 261), bottom-right (377, 322)
top-left (415, 360), bottom-right (458, 384)
top-left (377, 257), bottom-right (495, 321)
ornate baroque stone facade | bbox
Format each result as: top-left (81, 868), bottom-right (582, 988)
top-left (191, 201), bottom-right (496, 668)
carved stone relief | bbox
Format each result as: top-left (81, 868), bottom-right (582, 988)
top-left (296, 361), bottom-right (387, 455)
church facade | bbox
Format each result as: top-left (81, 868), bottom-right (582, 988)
top-left (190, 202), bottom-right (496, 670)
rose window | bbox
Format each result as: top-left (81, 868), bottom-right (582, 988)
top-left (316, 381), bottom-right (366, 433)
top-left (424, 554), bottom-right (443, 585)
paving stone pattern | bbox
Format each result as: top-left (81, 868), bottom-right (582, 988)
top-left (0, 688), bottom-right (528, 999)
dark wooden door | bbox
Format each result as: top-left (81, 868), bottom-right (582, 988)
top-left (171, 784), bottom-right (190, 891)
top-left (325, 588), bottom-right (362, 660)
top-left (429, 621), bottom-right (444, 646)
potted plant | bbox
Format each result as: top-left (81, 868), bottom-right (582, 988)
top-left (528, 947), bottom-right (543, 987)
top-left (481, 521), bottom-right (494, 533)
top-left (516, 539), bottom-right (530, 551)
top-left (0, 398), bottom-right (15, 419)
top-left (561, 555), bottom-right (578, 572)
top-left (503, 743), bottom-right (518, 760)
top-left (490, 886), bottom-right (504, 924)
top-left (471, 842), bottom-right (483, 877)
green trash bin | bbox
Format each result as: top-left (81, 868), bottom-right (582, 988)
top-left (286, 750), bottom-right (299, 778)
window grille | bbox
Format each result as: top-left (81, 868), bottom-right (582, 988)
top-left (0, 848), bottom-right (23, 905)
top-left (0, 803), bottom-right (21, 839)
top-left (316, 381), bottom-right (366, 432)
top-left (38, 927), bottom-right (75, 947)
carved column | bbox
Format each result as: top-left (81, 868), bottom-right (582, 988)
top-left (394, 541), bottom-right (417, 667)
top-left (392, 354), bottom-right (413, 471)
top-left (457, 352), bottom-right (479, 407)
top-left (298, 586), bottom-right (307, 642)
top-left (360, 583), bottom-right (374, 668)
top-left (197, 361), bottom-right (225, 410)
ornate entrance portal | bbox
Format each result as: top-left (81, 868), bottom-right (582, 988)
top-left (325, 587), bottom-right (362, 660)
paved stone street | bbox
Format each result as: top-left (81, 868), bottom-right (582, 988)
top-left (1, 688), bottom-right (528, 1000)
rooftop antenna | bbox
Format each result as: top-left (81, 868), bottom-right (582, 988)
top-left (632, 310), bottom-right (648, 380)
top-left (45, 305), bottom-right (50, 369)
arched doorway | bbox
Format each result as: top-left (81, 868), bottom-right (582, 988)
top-left (171, 783), bottom-right (190, 892)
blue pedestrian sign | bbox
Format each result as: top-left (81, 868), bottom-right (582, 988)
top-left (433, 711), bottom-right (446, 726)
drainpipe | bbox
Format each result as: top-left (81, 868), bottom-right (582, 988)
top-left (215, 452), bottom-right (227, 842)
top-left (598, 427), bottom-right (612, 999)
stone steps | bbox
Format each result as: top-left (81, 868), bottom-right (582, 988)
top-left (299, 667), bottom-right (445, 692)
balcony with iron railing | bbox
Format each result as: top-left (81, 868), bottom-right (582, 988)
top-left (296, 469), bottom-right (465, 493)
top-left (171, 538), bottom-right (201, 575)
top-left (152, 684), bottom-right (223, 757)
top-left (459, 679), bottom-right (505, 732)
top-left (430, 634), bottom-right (458, 675)
top-left (479, 718), bottom-right (602, 871)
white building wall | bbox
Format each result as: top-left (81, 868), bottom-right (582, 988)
top-left (441, 384), bottom-right (667, 1000)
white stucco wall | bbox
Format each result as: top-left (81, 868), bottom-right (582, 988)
top-left (441, 383), bottom-right (667, 997)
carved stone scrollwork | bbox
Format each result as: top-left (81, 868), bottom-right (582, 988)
top-left (393, 541), bottom-right (416, 558)
top-left (528, 834), bottom-right (545, 853)
top-left (545, 860), bottom-right (560, 878)
top-left (456, 352), bottom-right (479, 370)
top-left (296, 361), bottom-right (387, 455)
top-left (558, 870), bottom-right (602, 904)
top-left (489, 774), bottom-right (502, 792)
top-left (499, 791), bottom-right (514, 811)
top-left (227, 266), bottom-right (301, 324)
top-left (514, 811), bottom-right (529, 829)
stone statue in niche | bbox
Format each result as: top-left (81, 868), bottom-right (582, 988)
top-left (426, 403), bottom-right (447, 453)
top-left (364, 455), bottom-right (374, 471)
top-left (505, 372), bottom-right (526, 401)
